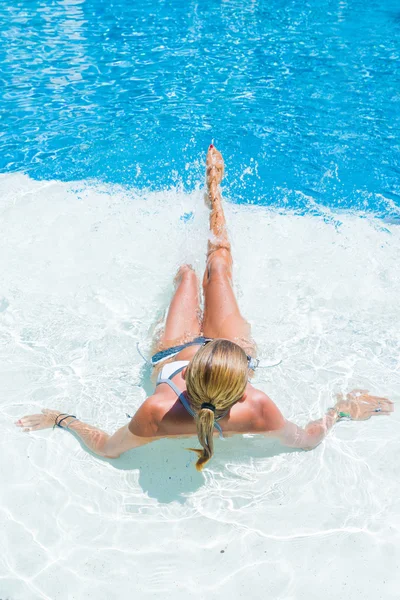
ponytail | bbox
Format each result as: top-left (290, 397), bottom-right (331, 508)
top-left (185, 339), bottom-right (249, 470)
top-left (189, 407), bottom-right (215, 471)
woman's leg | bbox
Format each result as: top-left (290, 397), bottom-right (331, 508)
top-left (202, 146), bottom-right (254, 351)
top-left (155, 264), bottom-right (202, 351)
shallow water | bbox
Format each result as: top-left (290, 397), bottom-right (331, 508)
top-left (1, 0), bottom-right (400, 597)
top-left (1, 174), bottom-right (399, 599)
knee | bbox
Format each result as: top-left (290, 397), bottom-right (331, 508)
top-left (175, 264), bottom-right (197, 285)
top-left (205, 249), bottom-right (232, 282)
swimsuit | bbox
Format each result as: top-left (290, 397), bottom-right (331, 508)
top-left (151, 336), bottom-right (211, 365)
top-left (152, 338), bottom-right (259, 438)
top-left (156, 359), bottom-right (225, 437)
top-left (151, 336), bottom-right (259, 370)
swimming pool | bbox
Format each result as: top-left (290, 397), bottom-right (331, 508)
top-left (1, 1), bottom-right (399, 599)
top-left (2, 0), bottom-right (400, 214)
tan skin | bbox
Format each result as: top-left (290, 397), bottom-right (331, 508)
top-left (16, 146), bottom-right (394, 459)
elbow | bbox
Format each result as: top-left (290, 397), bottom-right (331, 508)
top-left (301, 441), bottom-right (319, 451)
top-left (103, 452), bottom-right (121, 459)
top-left (301, 436), bottom-right (323, 451)
top-left (101, 444), bottom-right (122, 459)
top-left (96, 435), bottom-right (121, 459)
top-left (101, 440), bottom-right (122, 459)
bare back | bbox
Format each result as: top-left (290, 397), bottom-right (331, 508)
top-left (130, 344), bottom-right (284, 439)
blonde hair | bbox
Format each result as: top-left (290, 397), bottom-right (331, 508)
top-left (185, 339), bottom-right (248, 471)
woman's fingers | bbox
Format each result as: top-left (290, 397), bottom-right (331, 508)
top-left (15, 409), bottom-right (58, 431)
top-left (15, 415), bottom-right (40, 426)
top-left (22, 422), bottom-right (44, 431)
top-left (377, 400), bottom-right (394, 411)
top-left (15, 413), bottom-right (49, 430)
top-left (351, 398), bottom-right (394, 420)
top-left (365, 404), bottom-right (392, 415)
top-left (362, 394), bottom-right (391, 403)
top-left (363, 398), bottom-right (394, 411)
top-left (355, 395), bottom-right (393, 412)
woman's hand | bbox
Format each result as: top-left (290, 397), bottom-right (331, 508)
top-left (15, 409), bottom-right (62, 432)
top-left (335, 389), bottom-right (394, 421)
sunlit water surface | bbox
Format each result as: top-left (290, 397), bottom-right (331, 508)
top-left (1, 175), bottom-right (399, 599)
top-left (1, 0), bottom-right (400, 598)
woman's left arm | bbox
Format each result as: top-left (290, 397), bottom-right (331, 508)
top-left (16, 400), bottom-right (160, 458)
top-left (262, 390), bottom-right (393, 450)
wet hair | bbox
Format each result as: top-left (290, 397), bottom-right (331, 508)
top-left (185, 339), bottom-right (248, 471)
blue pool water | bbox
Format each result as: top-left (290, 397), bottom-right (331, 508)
top-left (2, 3), bottom-right (400, 599)
top-left (1, 0), bottom-right (400, 214)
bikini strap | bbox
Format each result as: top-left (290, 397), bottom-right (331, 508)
top-left (151, 336), bottom-right (211, 365)
top-left (157, 364), bottom-right (187, 386)
top-left (157, 369), bottom-right (224, 439)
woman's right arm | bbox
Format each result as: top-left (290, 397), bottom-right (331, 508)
top-left (264, 390), bottom-right (393, 450)
top-left (15, 396), bottom-right (163, 458)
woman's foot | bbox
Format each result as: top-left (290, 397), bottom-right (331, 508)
top-left (206, 144), bottom-right (224, 191)
top-left (204, 145), bottom-right (231, 254)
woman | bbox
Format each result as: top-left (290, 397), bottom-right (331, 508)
top-left (16, 145), bottom-right (393, 470)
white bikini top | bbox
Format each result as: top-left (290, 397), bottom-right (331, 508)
top-left (156, 361), bottom-right (225, 438)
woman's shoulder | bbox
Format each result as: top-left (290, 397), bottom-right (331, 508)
top-left (245, 386), bottom-right (285, 432)
top-left (129, 393), bottom-right (173, 437)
